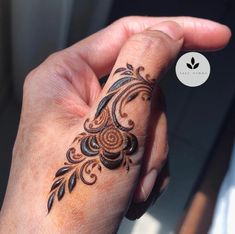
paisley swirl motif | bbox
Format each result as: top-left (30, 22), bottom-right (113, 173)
top-left (80, 160), bottom-right (100, 185)
top-left (84, 107), bottom-right (110, 133)
top-left (47, 63), bottom-right (154, 213)
top-left (66, 147), bottom-right (85, 164)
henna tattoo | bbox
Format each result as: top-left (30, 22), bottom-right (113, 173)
top-left (47, 63), bottom-right (155, 213)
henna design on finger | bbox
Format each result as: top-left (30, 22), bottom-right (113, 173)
top-left (47, 63), bottom-right (155, 213)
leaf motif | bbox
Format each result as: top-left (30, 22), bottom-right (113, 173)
top-left (193, 63), bottom-right (199, 69)
top-left (126, 92), bottom-right (139, 103)
top-left (121, 71), bottom-right (133, 76)
top-left (57, 182), bottom-right (65, 201)
top-left (47, 192), bottom-right (55, 213)
top-left (108, 77), bottom-right (132, 92)
top-left (50, 178), bottom-right (63, 191)
top-left (68, 171), bottom-right (77, 193)
top-left (127, 63), bottom-right (134, 71)
top-left (191, 57), bottom-right (195, 65)
top-left (114, 67), bottom-right (126, 75)
top-left (55, 166), bottom-right (71, 177)
top-left (95, 92), bottom-right (116, 118)
top-left (187, 63), bottom-right (193, 69)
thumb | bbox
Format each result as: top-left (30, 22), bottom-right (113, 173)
top-left (47, 21), bottom-right (183, 233)
top-left (88, 21), bottom-right (183, 169)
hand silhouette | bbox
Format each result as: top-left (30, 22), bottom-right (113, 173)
top-left (0, 16), bottom-right (231, 233)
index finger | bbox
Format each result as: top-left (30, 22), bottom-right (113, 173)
top-left (68, 16), bottom-right (231, 77)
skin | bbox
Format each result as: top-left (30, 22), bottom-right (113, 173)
top-left (0, 16), bottom-right (231, 233)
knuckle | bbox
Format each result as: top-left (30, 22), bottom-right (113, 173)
top-left (51, 61), bottom-right (69, 78)
top-left (129, 32), bottom-right (169, 52)
top-left (46, 51), bottom-right (70, 71)
top-left (23, 68), bottom-right (37, 92)
top-left (46, 51), bottom-right (62, 63)
top-left (113, 16), bottom-right (136, 26)
top-left (46, 50), bottom-right (76, 78)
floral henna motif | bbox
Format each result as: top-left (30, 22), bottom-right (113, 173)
top-left (47, 63), bottom-right (155, 213)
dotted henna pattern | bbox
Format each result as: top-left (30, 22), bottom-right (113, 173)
top-left (47, 63), bottom-right (155, 213)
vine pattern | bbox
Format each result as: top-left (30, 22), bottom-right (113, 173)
top-left (47, 63), bottom-right (155, 213)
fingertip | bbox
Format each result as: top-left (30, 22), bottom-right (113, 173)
top-left (217, 24), bottom-right (232, 49)
top-left (182, 18), bottom-right (232, 51)
top-left (205, 20), bottom-right (232, 49)
top-left (206, 20), bottom-right (232, 38)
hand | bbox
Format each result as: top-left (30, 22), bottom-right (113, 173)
top-left (0, 16), bottom-right (230, 233)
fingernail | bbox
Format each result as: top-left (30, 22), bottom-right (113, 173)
top-left (135, 169), bottom-right (158, 203)
top-left (152, 177), bottom-right (170, 205)
top-left (149, 21), bottom-right (183, 41)
top-left (156, 87), bottom-right (166, 111)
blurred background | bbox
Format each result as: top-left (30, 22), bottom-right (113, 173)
top-left (0, 0), bottom-right (234, 233)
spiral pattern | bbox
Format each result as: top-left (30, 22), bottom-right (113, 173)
top-left (97, 126), bottom-right (124, 153)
